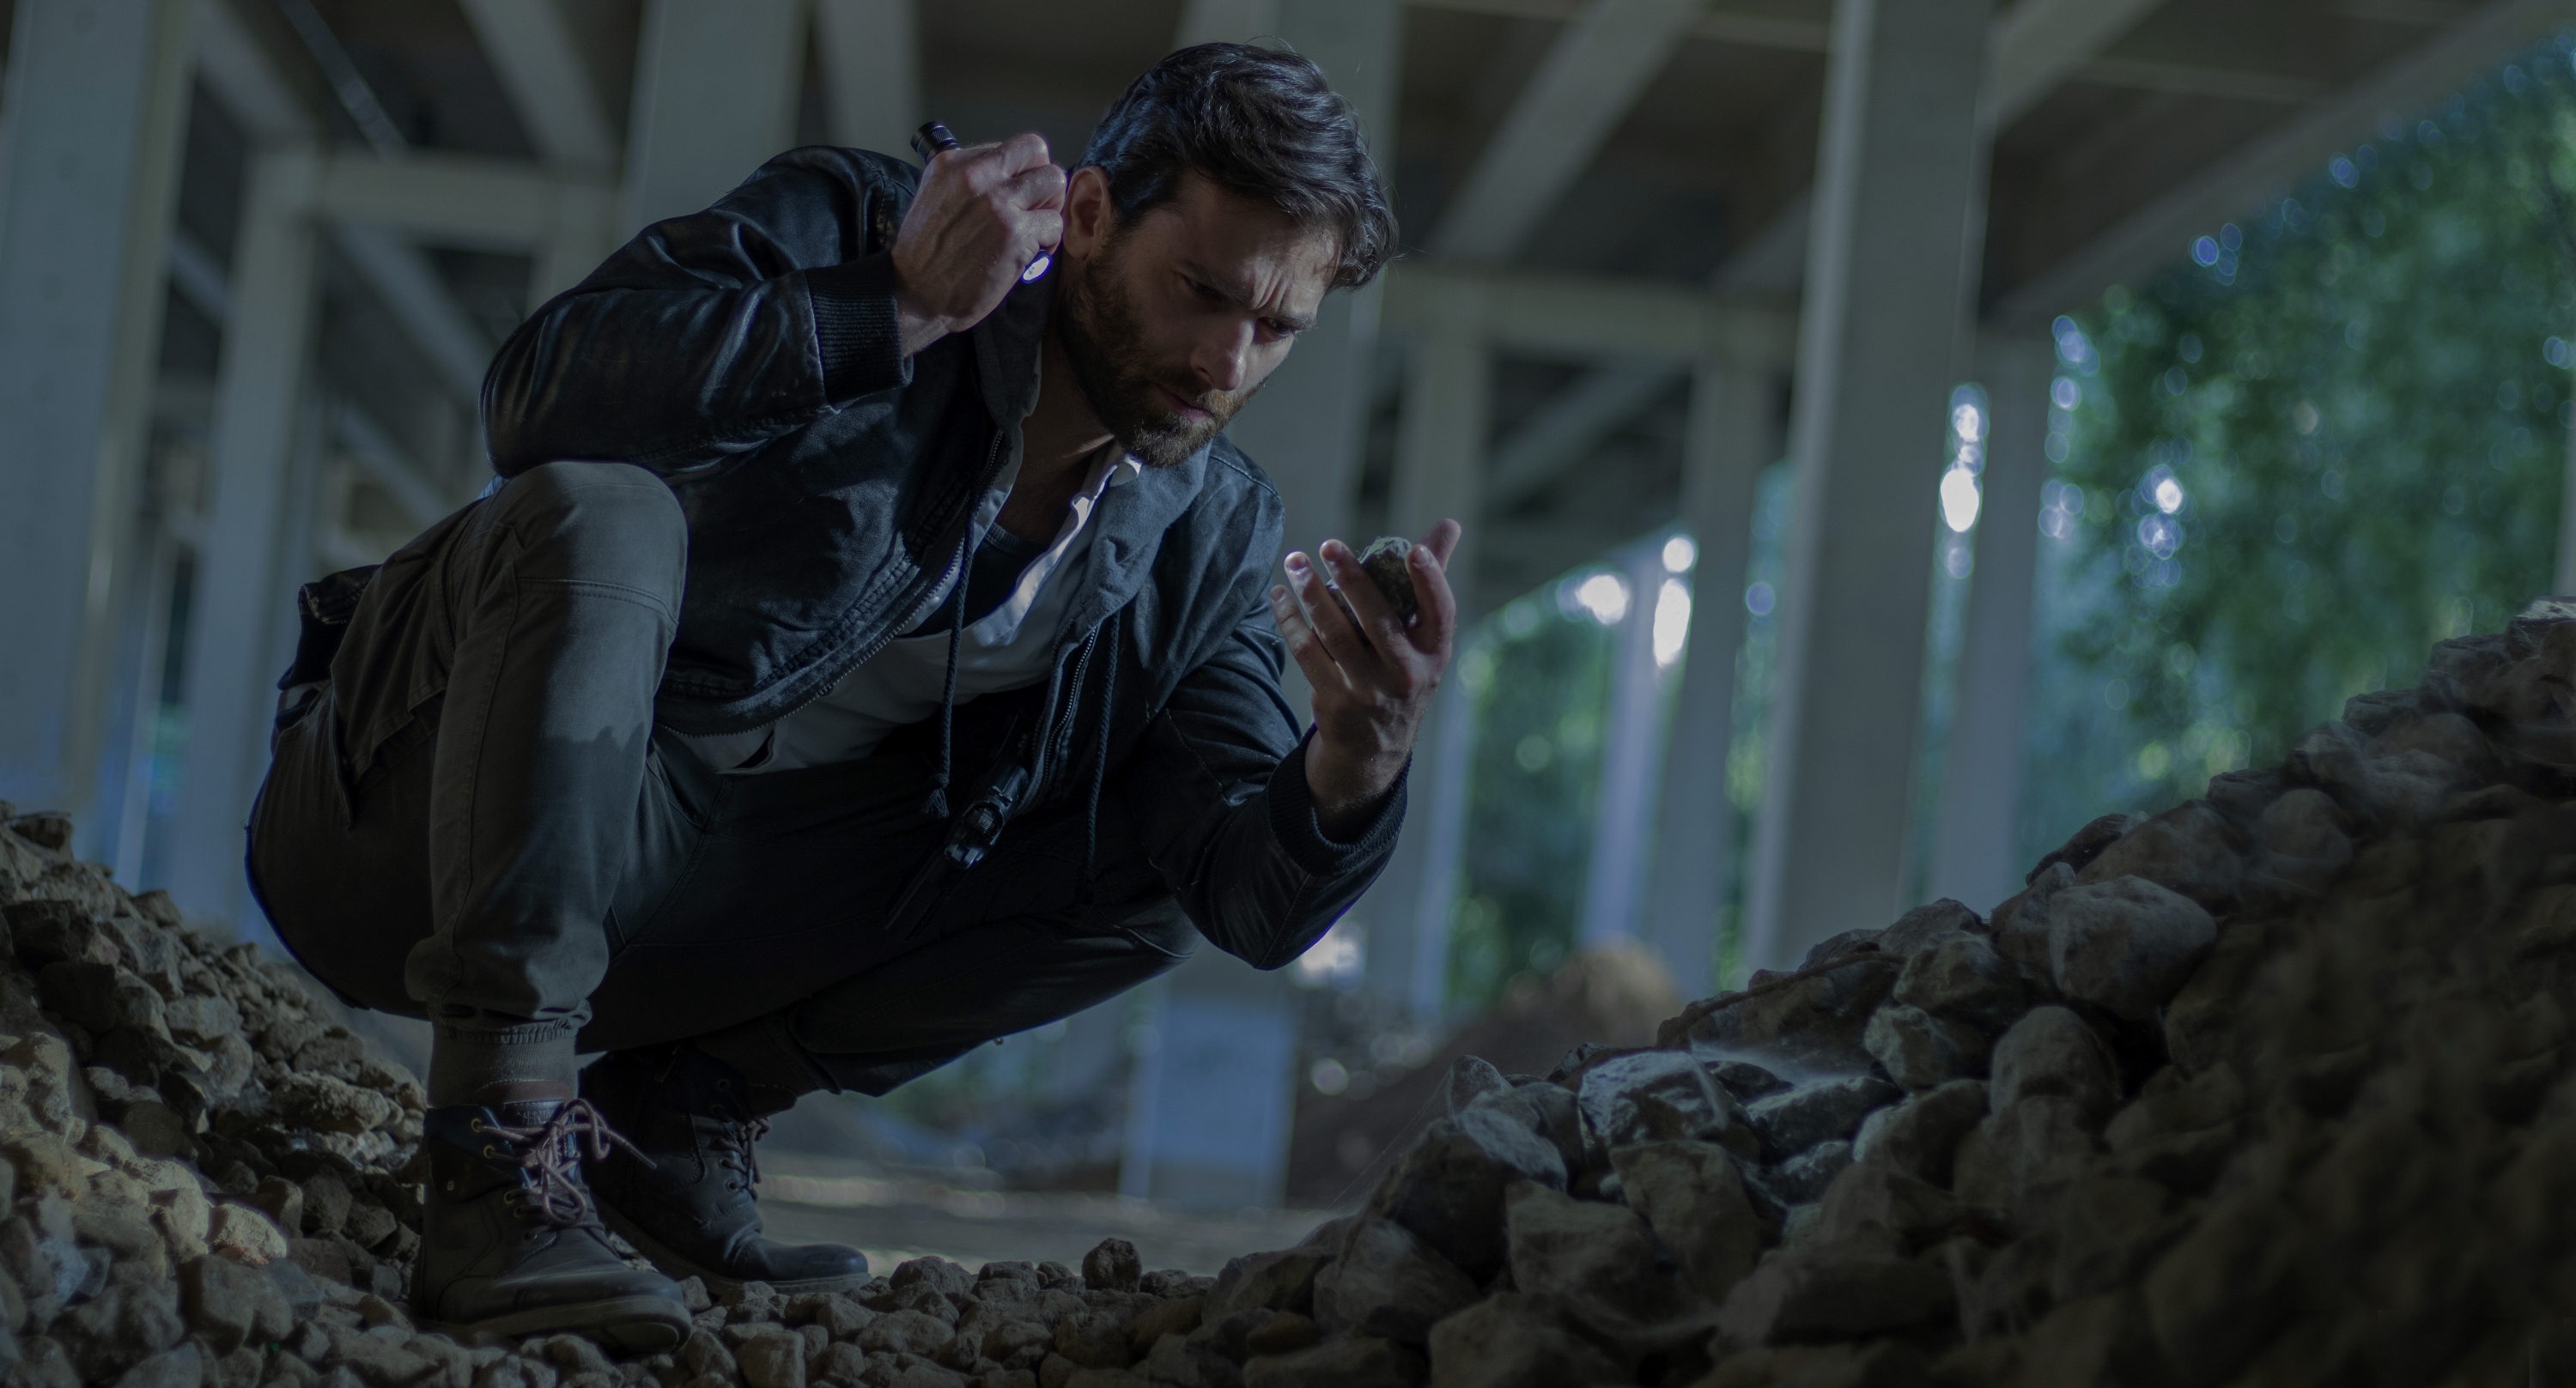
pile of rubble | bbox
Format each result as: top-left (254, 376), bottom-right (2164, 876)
top-left (10, 600), bottom-right (2576, 1388)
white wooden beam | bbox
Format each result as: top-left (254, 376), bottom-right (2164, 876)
top-left (1486, 361), bottom-right (1681, 506)
top-left (1430, 0), bottom-right (1704, 261)
top-left (456, 0), bottom-right (619, 172)
top-left (1990, 0), bottom-right (2166, 124)
top-left (329, 224), bottom-right (495, 404)
top-left (310, 151), bottom-right (616, 252)
top-left (1382, 264), bottom-right (1795, 365)
top-left (1991, 0), bottom-right (2576, 324)
top-left (193, 0), bottom-right (313, 142)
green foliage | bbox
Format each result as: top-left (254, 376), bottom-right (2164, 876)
top-left (1444, 593), bottom-right (1613, 1009)
top-left (2055, 52), bottom-right (2576, 804)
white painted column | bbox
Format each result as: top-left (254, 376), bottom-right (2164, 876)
top-left (814, 0), bottom-right (920, 156)
top-left (1116, 949), bottom-right (1301, 1209)
top-left (167, 148), bottom-right (321, 930)
top-left (2557, 345), bottom-right (2576, 592)
top-left (1643, 357), bottom-right (1774, 995)
top-left (0, 0), bottom-right (194, 843)
top-left (1927, 335), bottom-right (2051, 912)
top-left (1577, 545), bottom-right (1670, 947)
top-left (1741, 0), bottom-right (1994, 973)
top-left (622, 0), bottom-right (807, 234)
top-left (1355, 289), bottom-right (1488, 1013)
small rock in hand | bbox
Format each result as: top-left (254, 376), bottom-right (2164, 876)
top-left (1358, 536), bottom-right (1420, 624)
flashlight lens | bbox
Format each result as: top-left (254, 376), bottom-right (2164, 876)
top-left (1021, 255), bottom-right (1052, 283)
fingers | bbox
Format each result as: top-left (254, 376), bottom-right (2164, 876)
top-left (1406, 538), bottom-right (1460, 659)
top-left (1419, 518), bottom-right (1462, 568)
top-left (1285, 552), bottom-right (1378, 671)
top-left (1268, 585), bottom-right (1346, 693)
top-left (1004, 162), bottom-right (1069, 212)
top-left (991, 130), bottom-right (1053, 175)
top-left (1316, 540), bottom-right (1411, 658)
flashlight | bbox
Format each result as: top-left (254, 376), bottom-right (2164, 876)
top-left (911, 120), bottom-right (1053, 283)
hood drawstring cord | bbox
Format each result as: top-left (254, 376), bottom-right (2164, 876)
top-left (1077, 609), bottom-right (1120, 907)
top-left (922, 531), bottom-right (971, 820)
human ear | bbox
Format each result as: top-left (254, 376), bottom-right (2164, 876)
top-left (1061, 167), bottom-right (1115, 259)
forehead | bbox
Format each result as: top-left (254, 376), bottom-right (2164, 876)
top-left (1129, 175), bottom-right (1339, 312)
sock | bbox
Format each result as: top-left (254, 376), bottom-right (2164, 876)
top-left (428, 1029), bottom-right (577, 1108)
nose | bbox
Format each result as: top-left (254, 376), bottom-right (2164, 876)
top-left (1193, 319), bottom-right (1255, 395)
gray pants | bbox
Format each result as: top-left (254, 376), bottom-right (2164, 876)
top-left (246, 462), bottom-right (1193, 1094)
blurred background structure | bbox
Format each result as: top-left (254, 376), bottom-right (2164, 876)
top-left (6, 0), bottom-right (2576, 1238)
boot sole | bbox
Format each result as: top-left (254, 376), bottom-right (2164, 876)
top-left (428, 1294), bottom-right (691, 1352)
top-left (598, 1199), bottom-right (875, 1298)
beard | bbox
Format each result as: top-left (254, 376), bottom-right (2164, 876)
top-left (1052, 237), bottom-right (1255, 469)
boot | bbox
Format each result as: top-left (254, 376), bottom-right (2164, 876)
top-left (413, 1100), bottom-right (691, 1349)
top-left (580, 1045), bottom-right (872, 1294)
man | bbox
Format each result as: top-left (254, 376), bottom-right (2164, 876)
top-left (246, 44), bottom-right (1458, 1346)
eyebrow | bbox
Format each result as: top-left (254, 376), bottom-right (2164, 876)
top-left (1183, 261), bottom-right (1316, 333)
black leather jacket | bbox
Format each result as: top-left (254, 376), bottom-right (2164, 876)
top-left (479, 145), bottom-right (1400, 969)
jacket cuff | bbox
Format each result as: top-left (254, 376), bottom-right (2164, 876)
top-left (1267, 730), bottom-right (1407, 877)
top-left (806, 253), bottom-right (912, 400)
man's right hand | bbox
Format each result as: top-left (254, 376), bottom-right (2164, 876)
top-left (891, 132), bottom-right (1066, 356)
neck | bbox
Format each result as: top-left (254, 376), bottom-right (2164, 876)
top-left (1024, 325), bottom-right (1115, 488)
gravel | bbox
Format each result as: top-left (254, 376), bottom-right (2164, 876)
top-left (9, 601), bottom-right (2576, 1385)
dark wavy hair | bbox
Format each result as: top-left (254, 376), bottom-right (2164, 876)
top-left (1079, 43), bottom-right (1396, 289)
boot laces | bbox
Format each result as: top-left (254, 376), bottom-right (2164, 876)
top-left (712, 1091), bottom-right (770, 1193)
top-left (473, 1100), bottom-right (642, 1227)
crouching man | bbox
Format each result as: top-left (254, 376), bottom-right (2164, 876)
top-left (246, 43), bottom-right (1458, 1346)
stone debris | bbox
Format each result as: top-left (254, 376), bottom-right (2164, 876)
top-left (15, 603), bottom-right (2576, 1385)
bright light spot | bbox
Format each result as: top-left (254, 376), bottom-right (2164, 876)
top-left (2154, 476), bottom-right (2184, 513)
top-left (1653, 579), bottom-right (1691, 667)
top-left (1573, 572), bottom-right (1630, 625)
top-left (2330, 155), bottom-right (2358, 188)
top-left (1515, 734), bottom-right (1552, 772)
top-left (2138, 742), bottom-right (2171, 779)
top-left (2191, 236), bottom-right (2220, 266)
top-left (2051, 377), bottom-right (2081, 410)
top-left (1292, 920), bottom-right (1365, 989)
top-left (1745, 581), bottom-right (1776, 616)
top-left (1662, 535), bottom-right (1698, 573)
top-left (1309, 1058), bottom-right (1350, 1095)
top-left (1943, 542), bottom-right (1973, 579)
top-left (1951, 403), bottom-right (1985, 442)
top-left (2137, 513), bottom-right (2181, 559)
top-left (1940, 464), bottom-right (1982, 532)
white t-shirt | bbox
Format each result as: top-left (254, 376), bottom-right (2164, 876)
top-left (681, 446), bottom-right (1140, 773)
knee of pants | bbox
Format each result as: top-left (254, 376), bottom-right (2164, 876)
top-left (494, 461), bottom-right (686, 605)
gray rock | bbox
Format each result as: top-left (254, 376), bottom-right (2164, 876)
top-left (1862, 1005), bottom-right (1989, 1091)
top-left (727, 1333), bottom-right (802, 1388)
top-left (1462, 1083), bottom-right (1583, 1179)
top-left (1714, 1238), bottom-right (1955, 1347)
top-left (1704, 1059), bottom-right (1789, 1101)
top-left (1240, 1336), bottom-right (1422, 1388)
top-left (858, 1311), bottom-right (955, 1358)
top-left (1366, 1109), bottom-right (1567, 1278)
top-left (1852, 1079), bottom-right (1987, 1187)
top-left (2076, 803), bottom-right (2244, 912)
top-left (2142, 1194), bottom-right (2304, 1383)
top-left (2050, 1170), bottom-right (2193, 1304)
top-left (2026, 813), bottom-right (2146, 884)
top-left (1814, 1161), bottom-right (1959, 1249)
top-left (1608, 1141), bottom-right (1760, 1301)
top-left (1751, 1140), bottom-right (1853, 1209)
top-left (1990, 862), bottom-right (2077, 973)
top-left (1893, 933), bottom-right (2032, 1032)
top-left (1799, 930), bottom-right (1883, 968)
top-left (1680, 956), bottom-right (1900, 1075)
top-left (1503, 1186), bottom-right (1689, 1333)
top-left (2256, 788), bottom-right (2353, 894)
top-left (1879, 900), bottom-right (1984, 960)
top-left (1204, 1245), bottom-right (1330, 1320)
top-left (2046, 877), bottom-right (2217, 1021)
top-left (1575, 1050), bottom-right (1753, 1154)
top-left (1745, 1075), bottom-right (1902, 1159)
top-left (1953, 1097), bottom-right (2099, 1225)
top-left (111, 1343), bottom-right (200, 1388)
top-left (1439, 1057), bottom-right (1508, 1117)
top-left (55, 1273), bottom-right (185, 1382)
top-left (1424, 1294), bottom-right (1623, 1388)
top-left (1990, 1008), bottom-right (2120, 1124)
top-left (179, 1255), bottom-right (292, 1356)
top-left (1081, 1240), bottom-right (1141, 1294)
top-left (1309, 1220), bottom-right (1475, 1346)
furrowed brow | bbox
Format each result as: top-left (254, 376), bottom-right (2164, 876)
top-left (1187, 260), bottom-right (1315, 331)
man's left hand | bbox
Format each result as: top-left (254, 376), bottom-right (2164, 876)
top-left (1270, 521), bottom-right (1464, 839)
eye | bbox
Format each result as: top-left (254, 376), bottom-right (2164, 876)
top-left (1261, 318), bottom-right (1300, 340)
top-left (1185, 276), bottom-right (1226, 305)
